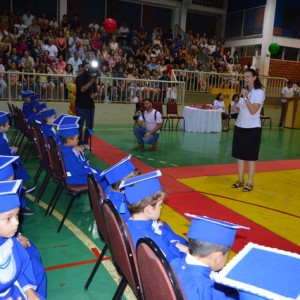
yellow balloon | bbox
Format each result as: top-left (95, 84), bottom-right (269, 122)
top-left (69, 94), bottom-right (75, 101)
top-left (66, 83), bottom-right (76, 92)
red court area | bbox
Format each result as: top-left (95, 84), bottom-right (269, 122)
top-left (92, 136), bottom-right (300, 254)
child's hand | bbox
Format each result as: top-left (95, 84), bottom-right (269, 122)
top-left (11, 146), bottom-right (18, 153)
top-left (24, 288), bottom-right (40, 300)
top-left (75, 146), bottom-right (84, 153)
top-left (175, 243), bottom-right (188, 253)
top-left (17, 233), bottom-right (31, 248)
top-left (157, 219), bottom-right (165, 227)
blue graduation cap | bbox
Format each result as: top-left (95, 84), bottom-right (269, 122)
top-left (119, 170), bottom-right (162, 204)
top-left (57, 115), bottom-right (80, 137)
top-left (35, 102), bottom-right (47, 113)
top-left (0, 155), bottom-right (19, 181)
top-left (0, 180), bottom-right (22, 213)
top-left (215, 242), bottom-right (300, 300)
top-left (39, 108), bottom-right (56, 119)
top-left (30, 100), bottom-right (41, 108)
top-left (29, 94), bottom-right (40, 102)
top-left (100, 155), bottom-right (135, 185)
top-left (185, 214), bottom-right (250, 247)
top-left (21, 90), bottom-right (34, 98)
top-left (0, 111), bottom-right (9, 125)
top-left (52, 114), bottom-right (69, 126)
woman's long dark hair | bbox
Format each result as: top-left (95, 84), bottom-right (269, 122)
top-left (244, 68), bottom-right (263, 89)
top-left (215, 93), bottom-right (223, 100)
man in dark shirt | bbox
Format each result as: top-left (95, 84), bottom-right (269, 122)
top-left (75, 63), bottom-right (98, 150)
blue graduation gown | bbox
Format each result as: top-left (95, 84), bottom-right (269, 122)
top-left (160, 222), bottom-right (188, 246)
top-left (60, 144), bottom-right (102, 185)
top-left (0, 132), bottom-right (30, 182)
top-left (41, 123), bottom-right (57, 141)
top-left (0, 237), bottom-right (45, 300)
top-left (126, 219), bottom-right (185, 262)
top-left (105, 189), bottom-right (131, 221)
top-left (170, 256), bottom-right (239, 300)
top-left (22, 103), bottom-right (31, 118)
top-left (27, 111), bottom-right (43, 125)
top-left (26, 242), bottom-right (47, 298)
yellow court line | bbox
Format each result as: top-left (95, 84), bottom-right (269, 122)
top-left (26, 194), bottom-right (135, 300)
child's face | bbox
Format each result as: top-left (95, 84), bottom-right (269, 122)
top-left (46, 115), bottom-right (56, 124)
top-left (24, 96), bottom-right (31, 103)
top-left (211, 251), bottom-right (229, 272)
top-left (148, 199), bottom-right (163, 221)
top-left (0, 121), bottom-right (10, 132)
top-left (0, 207), bottom-right (19, 238)
top-left (66, 135), bottom-right (79, 147)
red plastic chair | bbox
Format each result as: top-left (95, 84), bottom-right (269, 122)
top-left (84, 174), bottom-right (110, 290)
top-left (166, 101), bottom-right (184, 130)
top-left (102, 199), bottom-right (143, 299)
top-left (136, 237), bottom-right (186, 300)
top-left (152, 101), bottom-right (168, 130)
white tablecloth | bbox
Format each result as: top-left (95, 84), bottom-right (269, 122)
top-left (183, 106), bottom-right (222, 133)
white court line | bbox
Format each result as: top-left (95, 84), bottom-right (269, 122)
top-left (26, 194), bottom-right (135, 299)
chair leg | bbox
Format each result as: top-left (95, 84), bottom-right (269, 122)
top-left (49, 186), bottom-right (63, 216)
top-left (112, 277), bottom-right (128, 300)
top-left (57, 193), bottom-right (81, 233)
top-left (45, 184), bottom-right (63, 216)
top-left (84, 244), bottom-right (108, 290)
top-left (34, 173), bottom-right (51, 203)
top-left (33, 165), bottom-right (43, 185)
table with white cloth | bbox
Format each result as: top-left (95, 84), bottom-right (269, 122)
top-left (183, 106), bottom-right (222, 133)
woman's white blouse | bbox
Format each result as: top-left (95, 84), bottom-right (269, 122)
top-left (235, 89), bottom-right (265, 128)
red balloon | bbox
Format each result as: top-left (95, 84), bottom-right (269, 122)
top-left (103, 18), bottom-right (117, 33)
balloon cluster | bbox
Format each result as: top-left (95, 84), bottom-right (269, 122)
top-left (269, 43), bottom-right (280, 55)
top-left (103, 18), bottom-right (117, 34)
top-left (66, 82), bottom-right (76, 115)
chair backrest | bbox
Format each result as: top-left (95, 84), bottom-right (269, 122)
top-left (167, 101), bottom-right (179, 115)
top-left (102, 199), bottom-right (143, 298)
top-left (136, 100), bottom-right (145, 113)
top-left (87, 174), bottom-right (110, 246)
top-left (48, 136), bottom-right (66, 187)
top-left (260, 106), bottom-right (265, 116)
top-left (152, 101), bottom-right (163, 115)
top-left (136, 237), bottom-right (186, 300)
top-left (33, 123), bottom-right (52, 173)
top-left (32, 122), bottom-right (43, 165)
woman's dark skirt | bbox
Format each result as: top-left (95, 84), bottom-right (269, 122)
top-left (232, 126), bottom-right (262, 161)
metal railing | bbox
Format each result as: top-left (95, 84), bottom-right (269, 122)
top-left (172, 69), bottom-right (288, 98)
top-left (0, 71), bottom-right (186, 104)
top-left (0, 70), bottom-right (288, 103)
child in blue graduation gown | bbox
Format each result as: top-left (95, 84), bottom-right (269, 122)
top-left (120, 170), bottom-right (188, 262)
top-left (170, 216), bottom-right (247, 300)
top-left (40, 108), bottom-right (57, 141)
top-left (21, 90), bottom-right (34, 118)
top-left (101, 155), bottom-right (139, 222)
top-left (0, 180), bottom-right (46, 300)
top-left (57, 118), bottom-right (102, 185)
top-left (0, 112), bottom-right (30, 183)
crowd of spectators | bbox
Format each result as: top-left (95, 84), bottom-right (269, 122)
top-left (0, 8), bottom-right (244, 101)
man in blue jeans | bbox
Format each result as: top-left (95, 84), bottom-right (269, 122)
top-left (75, 63), bottom-right (98, 150)
top-left (134, 99), bottom-right (162, 150)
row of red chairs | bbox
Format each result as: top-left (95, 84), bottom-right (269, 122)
top-left (85, 174), bottom-right (186, 299)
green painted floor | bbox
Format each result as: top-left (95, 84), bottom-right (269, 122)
top-left (17, 122), bottom-right (300, 300)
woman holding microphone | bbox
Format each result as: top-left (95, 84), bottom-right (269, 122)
top-left (231, 68), bottom-right (265, 192)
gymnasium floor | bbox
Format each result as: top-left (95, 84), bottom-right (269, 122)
top-left (20, 123), bottom-right (300, 299)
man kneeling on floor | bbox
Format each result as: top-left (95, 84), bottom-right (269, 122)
top-left (134, 99), bottom-right (162, 150)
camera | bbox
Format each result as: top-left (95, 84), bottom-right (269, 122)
top-left (133, 110), bottom-right (143, 121)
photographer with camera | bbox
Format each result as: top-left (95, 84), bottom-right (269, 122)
top-left (75, 63), bottom-right (98, 150)
top-left (134, 99), bottom-right (162, 150)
